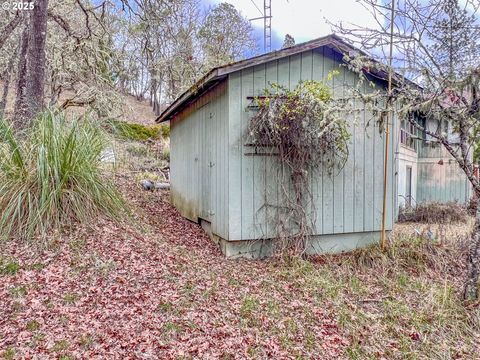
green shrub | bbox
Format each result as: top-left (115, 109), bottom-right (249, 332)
top-left (106, 120), bottom-right (169, 141)
top-left (0, 110), bottom-right (129, 241)
top-left (159, 124), bottom-right (170, 138)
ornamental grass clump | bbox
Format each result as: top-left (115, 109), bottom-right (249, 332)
top-left (0, 110), bottom-right (128, 241)
top-left (247, 80), bottom-right (351, 254)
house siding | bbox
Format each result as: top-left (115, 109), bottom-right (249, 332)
top-left (395, 116), bottom-right (472, 211)
top-left (227, 47), bottom-right (397, 241)
top-left (170, 81), bottom-right (229, 239)
top-left (416, 144), bottom-right (471, 204)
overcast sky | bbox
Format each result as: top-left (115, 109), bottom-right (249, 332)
top-left (205, 0), bottom-right (379, 50)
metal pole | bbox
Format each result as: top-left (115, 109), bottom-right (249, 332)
top-left (263, 0), bottom-right (266, 52)
top-left (264, 0), bottom-right (272, 52)
top-left (249, 0), bottom-right (271, 53)
top-left (381, 0), bottom-right (395, 250)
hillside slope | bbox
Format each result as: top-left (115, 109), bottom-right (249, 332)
top-left (0, 82), bottom-right (158, 125)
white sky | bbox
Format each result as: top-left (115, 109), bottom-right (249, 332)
top-left (208, 0), bottom-right (380, 44)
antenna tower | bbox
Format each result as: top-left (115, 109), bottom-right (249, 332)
top-left (264, 0), bottom-right (272, 52)
top-left (249, 0), bottom-right (272, 53)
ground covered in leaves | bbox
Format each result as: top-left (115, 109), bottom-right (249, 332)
top-left (1, 177), bottom-right (479, 359)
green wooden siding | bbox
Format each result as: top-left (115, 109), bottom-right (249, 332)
top-left (170, 81), bottom-right (229, 239)
top-left (416, 141), bottom-right (471, 204)
top-left (169, 44), bottom-right (469, 246)
top-left (417, 160), bottom-right (471, 204)
top-left (227, 47), bottom-right (396, 241)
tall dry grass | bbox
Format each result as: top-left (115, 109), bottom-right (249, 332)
top-left (0, 110), bottom-right (128, 241)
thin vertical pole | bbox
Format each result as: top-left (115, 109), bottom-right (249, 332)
top-left (263, 0), bottom-right (267, 52)
top-left (263, 0), bottom-right (272, 52)
top-left (381, 0), bottom-right (395, 250)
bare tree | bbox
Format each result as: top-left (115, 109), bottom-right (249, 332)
top-left (112, 0), bottom-right (258, 111)
top-left (199, 2), bottom-right (257, 68)
top-left (1, 0), bottom-right (258, 122)
top-left (333, 0), bottom-right (480, 300)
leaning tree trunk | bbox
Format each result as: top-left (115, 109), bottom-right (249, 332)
top-left (464, 197), bottom-right (480, 301)
top-left (24, 0), bottom-right (49, 123)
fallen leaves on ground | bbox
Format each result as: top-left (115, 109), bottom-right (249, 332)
top-left (0, 178), bottom-right (347, 359)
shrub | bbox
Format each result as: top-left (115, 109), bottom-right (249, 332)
top-left (397, 202), bottom-right (469, 223)
top-left (159, 123), bottom-right (170, 138)
top-left (106, 120), bottom-right (169, 141)
top-left (0, 110), bottom-right (128, 241)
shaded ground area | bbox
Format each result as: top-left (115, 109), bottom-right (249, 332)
top-left (1, 176), bottom-right (479, 359)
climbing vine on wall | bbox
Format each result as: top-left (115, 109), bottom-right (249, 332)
top-left (246, 80), bottom-right (351, 255)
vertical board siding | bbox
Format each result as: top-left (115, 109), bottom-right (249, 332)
top-left (312, 49), bottom-right (325, 234)
top-left (253, 64), bottom-right (267, 238)
top-left (373, 98), bottom-right (386, 230)
top-left (387, 111), bottom-right (397, 228)
top-left (170, 81), bottom-right (229, 239)
top-left (200, 102), bottom-right (209, 220)
top-left (228, 73), bottom-right (243, 239)
top-left (343, 65), bottom-right (356, 233)
top-left (363, 82), bottom-right (375, 232)
top-left (227, 46), bottom-right (396, 240)
top-left (240, 68), bottom-right (255, 240)
top-left (276, 57), bottom-right (291, 237)
top-left (415, 141), bottom-right (472, 205)
top-left (353, 76), bottom-right (365, 232)
top-left (265, 60), bottom-right (279, 238)
top-left (322, 47), bottom-right (335, 234)
top-left (300, 51), bottom-right (315, 233)
top-left (417, 160), bottom-right (471, 204)
top-left (333, 51), bottom-right (345, 233)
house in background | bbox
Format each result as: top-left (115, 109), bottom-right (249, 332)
top-left (157, 34), bottom-right (471, 258)
top-left (396, 116), bottom-right (471, 209)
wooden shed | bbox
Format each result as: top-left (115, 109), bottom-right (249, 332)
top-left (156, 34), bottom-right (398, 258)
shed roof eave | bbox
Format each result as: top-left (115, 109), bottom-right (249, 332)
top-left (156, 69), bottom-right (222, 123)
top-left (155, 34), bottom-right (348, 123)
top-left (155, 33), bottom-right (420, 123)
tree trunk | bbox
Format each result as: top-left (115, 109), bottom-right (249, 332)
top-left (24, 0), bottom-right (49, 122)
top-left (0, 12), bottom-right (22, 51)
top-left (13, 24), bottom-right (30, 127)
top-left (464, 197), bottom-right (480, 301)
top-left (0, 46), bottom-right (18, 116)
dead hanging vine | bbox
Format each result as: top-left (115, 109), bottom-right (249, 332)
top-left (246, 80), bottom-right (351, 255)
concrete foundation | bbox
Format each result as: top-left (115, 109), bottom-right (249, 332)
top-left (201, 219), bottom-right (386, 258)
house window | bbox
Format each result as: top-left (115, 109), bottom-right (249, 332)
top-left (400, 118), bottom-right (418, 151)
